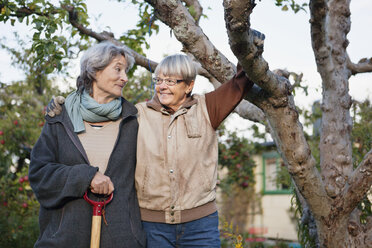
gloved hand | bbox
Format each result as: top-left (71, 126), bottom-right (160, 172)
top-left (251, 29), bottom-right (265, 53)
top-left (46, 96), bottom-right (65, 117)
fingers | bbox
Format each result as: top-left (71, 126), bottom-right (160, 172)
top-left (45, 99), bottom-right (55, 117)
top-left (53, 98), bottom-right (63, 115)
top-left (47, 110), bottom-right (55, 117)
top-left (90, 172), bottom-right (115, 195)
top-left (108, 181), bottom-right (115, 195)
top-left (55, 96), bottom-right (65, 104)
top-left (46, 96), bottom-right (64, 117)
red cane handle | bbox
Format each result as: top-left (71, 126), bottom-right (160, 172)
top-left (84, 191), bottom-right (113, 216)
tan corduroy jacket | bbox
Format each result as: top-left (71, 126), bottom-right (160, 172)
top-left (135, 67), bottom-right (253, 224)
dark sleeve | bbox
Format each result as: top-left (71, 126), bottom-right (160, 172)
top-left (29, 123), bottom-right (98, 209)
top-left (205, 65), bottom-right (254, 130)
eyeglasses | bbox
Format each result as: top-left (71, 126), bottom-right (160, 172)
top-left (152, 77), bottom-right (185, 86)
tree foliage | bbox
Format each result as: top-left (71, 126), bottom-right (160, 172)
top-left (0, 168), bottom-right (39, 248)
top-left (0, 45), bottom-right (64, 247)
top-left (274, 0), bottom-right (307, 13)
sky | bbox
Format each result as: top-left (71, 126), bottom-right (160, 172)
top-left (0, 0), bottom-right (371, 128)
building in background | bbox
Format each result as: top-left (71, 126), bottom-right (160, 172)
top-left (250, 145), bottom-right (298, 243)
top-left (217, 142), bottom-right (300, 247)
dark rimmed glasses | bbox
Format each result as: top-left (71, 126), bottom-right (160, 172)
top-left (152, 77), bottom-right (185, 86)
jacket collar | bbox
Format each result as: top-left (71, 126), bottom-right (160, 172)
top-left (146, 93), bottom-right (198, 115)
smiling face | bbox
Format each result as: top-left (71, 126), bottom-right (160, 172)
top-left (92, 55), bottom-right (128, 104)
top-left (156, 72), bottom-right (194, 111)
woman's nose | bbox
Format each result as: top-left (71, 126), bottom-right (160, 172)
top-left (120, 71), bottom-right (128, 82)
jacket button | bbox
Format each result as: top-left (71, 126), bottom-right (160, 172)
top-left (171, 206), bottom-right (175, 209)
top-left (171, 218), bottom-right (175, 222)
top-left (171, 212), bottom-right (174, 216)
top-left (170, 169), bottom-right (174, 173)
top-left (167, 135), bottom-right (171, 139)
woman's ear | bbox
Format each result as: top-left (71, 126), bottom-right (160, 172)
top-left (186, 80), bottom-right (195, 94)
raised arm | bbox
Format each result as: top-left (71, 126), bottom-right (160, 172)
top-left (205, 65), bottom-right (254, 130)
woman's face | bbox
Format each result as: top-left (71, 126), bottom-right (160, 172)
top-left (92, 55), bottom-right (128, 104)
top-left (155, 73), bottom-right (194, 111)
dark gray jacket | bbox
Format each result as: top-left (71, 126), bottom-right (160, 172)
top-left (29, 98), bottom-right (146, 248)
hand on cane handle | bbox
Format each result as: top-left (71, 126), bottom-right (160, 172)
top-left (90, 172), bottom-right (114, 195)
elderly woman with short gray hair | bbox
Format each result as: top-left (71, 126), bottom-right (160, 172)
top-left (135, 54), bottom-right (253, 247)
top-left (29, 42), bottom-right (146, 248)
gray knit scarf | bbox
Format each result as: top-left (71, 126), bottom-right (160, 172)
top-left (65, 90), bottom-right (122, 133)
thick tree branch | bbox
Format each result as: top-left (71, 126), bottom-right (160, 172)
top-left (316, 0), bottom-right (354, 199)
top-left (223, 0), bottom-right (291, 100)
top-left (308, 1), bottom-right (371, 245)
top-left (309, 0), bottom-right (331, 74)
top-left (224, 0), bottom-right (330, 218)
top-left (347, 55), bottom-right (372, 76)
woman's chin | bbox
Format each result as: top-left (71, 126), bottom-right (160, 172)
top-left (159, 96), bottom-right (172, 105)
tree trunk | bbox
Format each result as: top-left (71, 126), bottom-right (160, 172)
top-left (221, 0), bottom-right (372, 247)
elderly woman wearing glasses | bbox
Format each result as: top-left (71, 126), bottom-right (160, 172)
top-left (29, 42), bottom-right (146, 248)
top-left (135, 54), bottom-right (253, 247)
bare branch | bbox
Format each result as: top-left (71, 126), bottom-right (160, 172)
top-left (6, 5), bottom-right (59, 17)
top-left (342, 149), bottom-right (372, 214)
top-left (62, 5), bottom-right (158, 73)
top-left (234, 99), bottom-right (265, 123)
top-left (346, 209), bottom-right (372, 245)
top-left (347, 56), bottom-right (372, 76)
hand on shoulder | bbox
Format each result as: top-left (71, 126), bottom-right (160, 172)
top-left (46, 96), bottom-right (65, 117)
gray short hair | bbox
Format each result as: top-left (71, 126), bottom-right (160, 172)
top-left (154, 54), bottom-right (196, 84)
top-left (77, 41), bottom-right (135, 93)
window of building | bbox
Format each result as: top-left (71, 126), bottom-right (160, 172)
top-left (262, 151), bottom-right (292, 194)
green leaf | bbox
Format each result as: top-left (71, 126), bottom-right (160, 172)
top-left (44, 65), bottom-right (54, 74)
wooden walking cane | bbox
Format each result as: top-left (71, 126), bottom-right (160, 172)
top-left (84, 191), bottom-right (113, 248)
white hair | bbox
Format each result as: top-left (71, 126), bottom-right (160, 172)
top-left (154, 54), bottom-right (196, 84)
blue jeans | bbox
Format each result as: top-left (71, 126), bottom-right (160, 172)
top-left (142, 211), bottom-right (221, 248)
